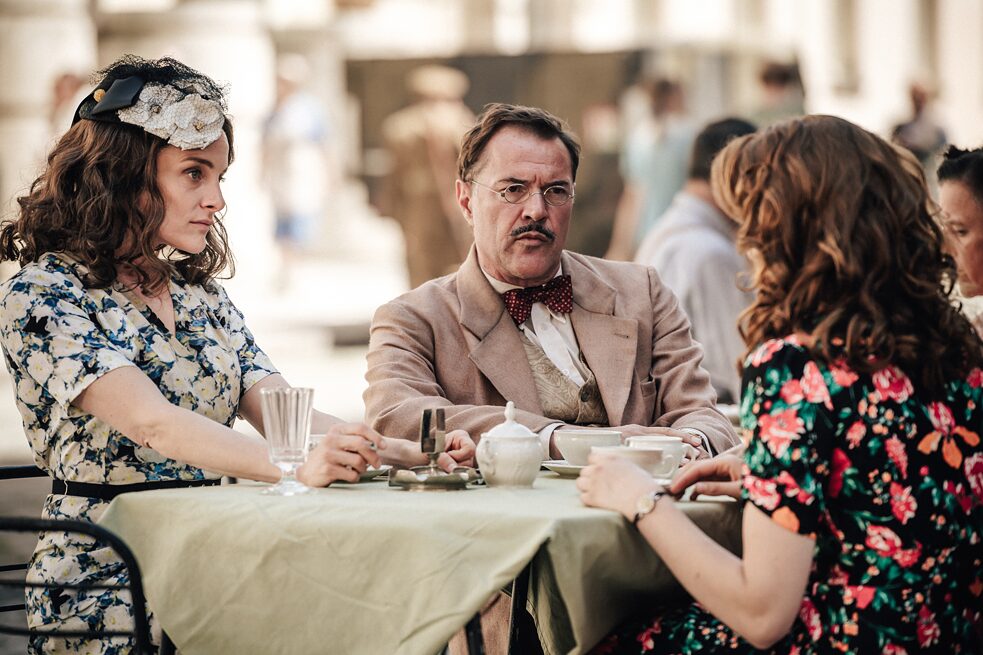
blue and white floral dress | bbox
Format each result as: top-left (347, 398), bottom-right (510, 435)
top-left (0, 253), bottom-right (277, 654)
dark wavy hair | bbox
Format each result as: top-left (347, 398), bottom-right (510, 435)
top-left (938, 145), bottom-right (983, 200)
top-left (0, 56), bottom-right (235, 293)
top-left (711, 114), bottom-right (983, 397)
top-left (457, 103), bottom-right (581, 182)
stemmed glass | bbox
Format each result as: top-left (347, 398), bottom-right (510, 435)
top-left (261, 387), bottom-right (314, 495)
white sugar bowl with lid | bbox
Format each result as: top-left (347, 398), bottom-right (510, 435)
top-left (475, 401), bottom-right (543, 488)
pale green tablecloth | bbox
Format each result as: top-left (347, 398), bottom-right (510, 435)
top-left (100, 474), bottom-right (740, 655)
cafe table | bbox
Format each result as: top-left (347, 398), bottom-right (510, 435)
top-left (100, 472), bottom-right (741, 655)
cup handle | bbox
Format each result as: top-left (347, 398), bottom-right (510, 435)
top-left (683, 443), bottom-right (699, 460)
top-left (664, 453), bottom-right (678, 472)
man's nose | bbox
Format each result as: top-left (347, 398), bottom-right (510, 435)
top-left (521, 190), bottom-right (549, 221)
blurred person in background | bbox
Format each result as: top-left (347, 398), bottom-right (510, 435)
top-left (938, 145), bottom-right (983, 334)
top-left (893, 82), bottom-right (948, 195)
top-left (606, 77), bottom-right (695, 261)
top-left (749, 60), bottom-right (806, 127)
top-left (634, 117), bottom-right (757, 404)
top-left (262, 53), bottom-right (333, 290)
top-left (48, 71), bottom-right (86, 140)
top-left (380, 64), bottom-right (475, 288)
top-left (0, 55), bottom-right (474, 655)
top-left (580, 115), bottom-right (983, 654)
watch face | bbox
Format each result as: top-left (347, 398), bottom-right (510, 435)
top-left (636, 493), bottom-right (656, 516)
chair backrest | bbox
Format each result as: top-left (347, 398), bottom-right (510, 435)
top-left (0, 466), bottom-right (155, 654)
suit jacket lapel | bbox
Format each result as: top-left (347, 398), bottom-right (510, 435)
top-left (458, 249), bottom-right (544, 415)
top-left (564, 253), bottom-right (638, 427)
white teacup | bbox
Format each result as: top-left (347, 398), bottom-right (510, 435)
top-left (625, 435), bottom-right (696, 466)
top-left (590, 445), bottom-right (678, 478)
top-left (554, 429), bottom-right (621, 466)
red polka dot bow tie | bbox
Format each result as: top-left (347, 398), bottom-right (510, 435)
top-left (501, 275), bottom-right (573, 325)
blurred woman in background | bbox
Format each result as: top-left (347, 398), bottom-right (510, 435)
top-left (938, 145), bottom-right (983, 334)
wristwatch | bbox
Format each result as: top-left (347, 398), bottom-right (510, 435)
top-left (632, 486), bottom-right (668, 526)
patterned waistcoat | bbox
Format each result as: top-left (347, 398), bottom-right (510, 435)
top-left (519, 334), bottom-right (608, 426)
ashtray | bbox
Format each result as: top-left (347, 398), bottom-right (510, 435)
top-left (388, 467), bottom-right (477, 491)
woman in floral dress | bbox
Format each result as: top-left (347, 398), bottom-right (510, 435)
top-left (578, 115), bottom-right (983, 653)
top-left (0, 56), bottom-right (475, 655)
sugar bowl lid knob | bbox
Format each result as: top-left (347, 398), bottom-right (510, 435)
top-left (483, 401), bottom-right (537, 438)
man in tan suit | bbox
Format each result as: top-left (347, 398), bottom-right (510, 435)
top-left (365, 103), bottom-right (737, 458)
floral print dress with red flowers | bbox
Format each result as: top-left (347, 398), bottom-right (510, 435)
top-left (592, 337), bottom-right (983, 655)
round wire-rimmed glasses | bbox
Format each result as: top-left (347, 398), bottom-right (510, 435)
top-left (470, 179), bottom-right (575, 206)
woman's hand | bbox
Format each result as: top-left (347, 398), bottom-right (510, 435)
top-left (576, 452), bottom-right (662, 520)
top-left (669, 453), bottom-right (743, 500)
top-left (297, 422), bottom-right (385, 486)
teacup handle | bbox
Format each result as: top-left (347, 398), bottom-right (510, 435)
top-left (682, 443), bottom-right (698, 460)
top-left (664, 453), bottom-right (679, 471)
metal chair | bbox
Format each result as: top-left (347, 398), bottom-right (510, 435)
top-left (0, 464), bottom-right (160, 654)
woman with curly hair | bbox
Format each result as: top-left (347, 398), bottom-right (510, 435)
top-left (938, 145), bottom-right (983, 334)
top-left (0, 55), bottom-right (474, 654)
top-left (578, 115), bottom-right (983, 653)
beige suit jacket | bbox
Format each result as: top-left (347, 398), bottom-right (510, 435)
top-left (363, 248), bottom-right (738, 453)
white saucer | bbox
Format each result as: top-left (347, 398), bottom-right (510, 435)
top-left (359, 464), bottom-right (392, 482)
top-left (543, 460), bottom-right (585, 478)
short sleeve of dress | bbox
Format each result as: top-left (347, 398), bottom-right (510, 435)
top-left (206, 282), bottom-right (278, 396)
top-left (739, 338), bottom-right (834, 538)
top-left (0, 273), bottom-right (135, 408)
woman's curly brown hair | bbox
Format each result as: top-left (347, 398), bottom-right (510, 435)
top-left (0, 57), bottom-right (235, 294)
top-left (711, 114), bottom-right (983, 398)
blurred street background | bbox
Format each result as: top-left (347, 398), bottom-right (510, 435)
top-left (1, 0), bottom-right (982, 467)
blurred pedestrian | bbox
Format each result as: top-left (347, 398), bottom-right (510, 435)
top-left (749, 60), bottom-right (805, 127)
top-left (606, 77), bottom-right (695, 260)
top-left (380, 64), bottom-right (474, 288)
top-left (48, 71), bottom-right (86, 139)
top-left (893, 82), bottom-right (947, 193)
top-left (262, 53), bottom-right (333, 289)
top-left (635, 118), bottom-right (757, 403)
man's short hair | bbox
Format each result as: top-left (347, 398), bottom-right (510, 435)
top-left (688, 118), bottom-right (757, 181)
top-left (457, 103), bottom-right (581, 182)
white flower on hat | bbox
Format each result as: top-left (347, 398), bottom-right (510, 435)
top-left (117, 83), bottom-right (225, 150)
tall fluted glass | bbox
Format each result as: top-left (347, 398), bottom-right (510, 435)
top-left (261, 387), bottom-right (314, 495)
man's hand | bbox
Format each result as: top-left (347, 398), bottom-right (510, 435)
top-left (435, 430), bottom-right (476, 471)
top-left (298, 422), bottom-right (385, 486)
top-left (669, 453), bottom-right (743, 500)
top-left (379, 430), bottom-right (477, 472)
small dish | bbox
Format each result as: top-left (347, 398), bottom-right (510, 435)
top-left (359, 465), bottom-right (392, 482)
top-left (542, 459), bottom-right (585, 478)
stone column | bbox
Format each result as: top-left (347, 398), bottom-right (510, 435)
top-left (97, 0), bottom-right (277, 291)
top-left (0, 0), bottom-right (97, 234)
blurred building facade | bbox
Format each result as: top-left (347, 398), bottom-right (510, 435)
top-left (1, 0), bottom-right (980, 278)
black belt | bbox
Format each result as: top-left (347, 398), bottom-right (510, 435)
top-left (51, 478), bottom-right (221, 501)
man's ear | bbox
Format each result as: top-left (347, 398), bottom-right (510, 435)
top-left (455, 179), bottom-right (474, 227)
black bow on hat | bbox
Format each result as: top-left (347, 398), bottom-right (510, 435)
top-left (72, 75), bottom-right (146, 125)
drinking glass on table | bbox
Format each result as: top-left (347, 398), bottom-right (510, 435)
top-left (261, 387), bottom-right (314, 495)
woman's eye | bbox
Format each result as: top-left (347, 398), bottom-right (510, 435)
top-left (186, 168), bottom-right (202, 181)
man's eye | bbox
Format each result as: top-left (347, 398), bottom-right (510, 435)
top-left (504, 184), bottom-right (526, 194)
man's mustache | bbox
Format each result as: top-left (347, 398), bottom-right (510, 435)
top-left (510, 223), bottom-right (556, 241)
